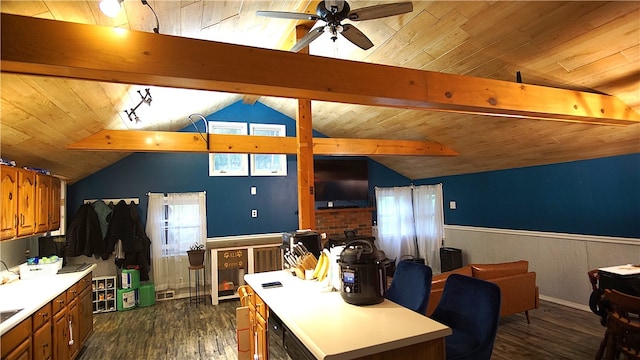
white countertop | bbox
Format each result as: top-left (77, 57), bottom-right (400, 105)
top-left (0, 264), bottom-right (96, 336)
top-left (244, 270), bottom-right (451, 360)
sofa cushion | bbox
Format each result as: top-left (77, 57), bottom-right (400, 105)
top-left (471, 260), bottom-right (529, 280)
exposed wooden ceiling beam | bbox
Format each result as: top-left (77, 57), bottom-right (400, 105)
top-left (2, 13), bottom-right (638, 126)
top-left (66, 130), bottom-right (458, 157)
top-left (241, 1), bottom-right (320, 105)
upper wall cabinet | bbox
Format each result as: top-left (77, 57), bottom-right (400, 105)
top-left (1, 165), bottom-right (61, 241)
top-left (0, 166), bottom-right (18, 239)
top-left (17, 169), bottom-right (35, 237)
top-left (36, 174), bottom-right (51, 234)
top-left (50, 177), bottom-right (61, 230)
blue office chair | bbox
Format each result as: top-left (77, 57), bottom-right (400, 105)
top-left (385, 260), bottom-right (433, 314)
top-left (430, 274), bottom-right (501, 360)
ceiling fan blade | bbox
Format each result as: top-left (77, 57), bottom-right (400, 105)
top-left (340, 24), bottom-right (374, 50)
top-left (290, 27), bottom-right (325, 52)
top-left (256, 10), bottom-right (319, 21)
top-left (348, 2), bottom-right (413, 21)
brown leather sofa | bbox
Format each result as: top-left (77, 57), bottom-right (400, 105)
top-left (426, 260), bottom-right (540, 323)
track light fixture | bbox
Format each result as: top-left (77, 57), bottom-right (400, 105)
top-left (125, 88), bottom-right (152, 124)
top-left (99, 0), bottom-right (123, 18)
top-left (99, 0), bottom-right (159, 34)
top-left (141, 0), bottom-right (160, 34)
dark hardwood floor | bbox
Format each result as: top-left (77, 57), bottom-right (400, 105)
top-left (78, 298), bottom-right (604, 359)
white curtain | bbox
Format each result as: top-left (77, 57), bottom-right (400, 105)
top-left (375, 186), bottom-right (417, 262)
top-left (146, 192), bottom-right (207, 292)
top-left (413, 184), bottom-right (444, 272)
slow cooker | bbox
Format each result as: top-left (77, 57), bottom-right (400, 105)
top-left (338, 240), bottom-right (387, 305)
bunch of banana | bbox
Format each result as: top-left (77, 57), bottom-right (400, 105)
top-left (312, 249), bottom-right (332, 281)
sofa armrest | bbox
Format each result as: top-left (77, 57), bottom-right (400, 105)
top-left (431, 266), bottom-right (473, 290)
top-left (490, 271), bottom-right (539, 317)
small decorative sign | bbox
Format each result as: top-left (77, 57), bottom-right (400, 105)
top-left (218, 249), bottom-right (248, 269)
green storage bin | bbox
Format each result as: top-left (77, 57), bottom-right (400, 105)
top-left (117, 288), bottom-right (136, 311)
top-left (137, 283), bottom-right (156, 307)
top-left (121, 269), bottom-right (140, 289)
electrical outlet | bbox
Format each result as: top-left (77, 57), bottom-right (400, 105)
top-left (251, 209), bottom-right (258, 218)
top-left (178, 277), bottom-right (183, 283)
top-left (250, 186), bottom-right (257, 195)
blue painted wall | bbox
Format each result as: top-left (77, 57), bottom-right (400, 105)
top-left (69, 101), bottom-right (638, 239)
top-left (67, 101), bottom-right (410, 237)
top-left (415, 153), bottom-right (640, 238)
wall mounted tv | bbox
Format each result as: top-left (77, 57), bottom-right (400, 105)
top-left (314, 159), bottom-right (369, 202)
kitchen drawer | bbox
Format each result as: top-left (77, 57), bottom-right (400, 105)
top-left (1, 317), bottom-right (32, 358)
top-left (66, 282), bottom-right (79, 301)
top-left (79, 272), bottom-right (92, 291)
top-left (32, 303), bottom-right (52, 330)
top-left (52, 292), bottom-right (66, 314)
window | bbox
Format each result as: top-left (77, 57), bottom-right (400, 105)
top-left (164, 200), bottom-right (203, 256)
top-left (146, 192), bottom-right (206, 291)
top-left (250, 123), bottom-right (287, 176)
top-left (208, 121), bottom-right (248, 176)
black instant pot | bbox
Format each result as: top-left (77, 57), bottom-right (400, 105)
top-left (338, 240), bottom-right (387, 305)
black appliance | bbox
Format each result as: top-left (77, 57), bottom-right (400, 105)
top-left (282, 231), bottom-right (322, 258)
top-left (440, 247), bottom-right (463, 272)
top-left (38, 235), bottom-right (68, 266)
top-left (338, 240), bottom-right (386, 305)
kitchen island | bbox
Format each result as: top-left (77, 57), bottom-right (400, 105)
top-left (243, 270), bottom-right (451, 360)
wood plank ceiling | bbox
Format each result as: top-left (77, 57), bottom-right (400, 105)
top-left (1, 1), bottom-right (639, 183)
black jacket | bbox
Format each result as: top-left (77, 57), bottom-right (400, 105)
top-left (67, 204), bottom-right (103, 257)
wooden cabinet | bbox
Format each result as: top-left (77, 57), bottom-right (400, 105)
top-left (78, 286), bottom-right (93, 344)
top-left (0, 165), bottom-right (62, 241)
top-left (35, 174), bottom-right (50, 234)
top-left (32, 303), bottom-right (52, 360)
top-left (0, 166), bottom-right (18, 239)
top-left (4, 339), bottom-right (32, 360)
top-left (49, 177), bottom-right (61, 231)
top-left (52, 307), bottom-right (68, 360)
top-left (31, 303), bottom-right (52, 360)
top-left (1, 318), bottom-right (32, 360)
top-left (1, 273), bottom-right (93, 360)
top-left (238, 285), bottom-right (269, 360)
top-left (33, 324), bottom-right (51, 360)
top-left (67, 297), bottom-right (79, 360)
top-left (17, 169), bottom-right (36, 237)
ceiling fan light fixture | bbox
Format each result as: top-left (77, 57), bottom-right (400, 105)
top-left (99, 0), bottom-right (123, 18)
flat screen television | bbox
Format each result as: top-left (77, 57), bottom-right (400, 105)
top-left (314, 159), bottom-right (369, 202)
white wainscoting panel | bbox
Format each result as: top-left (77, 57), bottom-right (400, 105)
top-left (443, 225), bottom-right (639, 310)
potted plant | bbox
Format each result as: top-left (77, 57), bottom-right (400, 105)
top-left (187, 242), bottom-right (205, 266)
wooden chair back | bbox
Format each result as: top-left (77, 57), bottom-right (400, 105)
top-left (604, 289), bottom-right (640, 360)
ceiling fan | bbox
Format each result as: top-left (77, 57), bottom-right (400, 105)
top-left (257, 0), bottom-right (413, 52)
